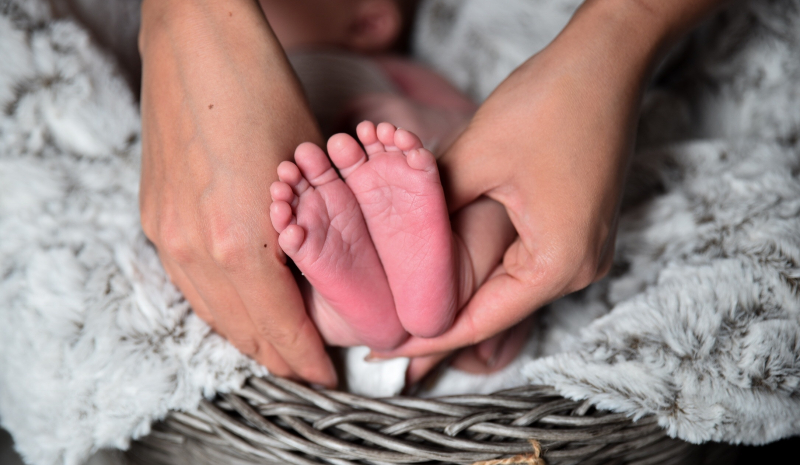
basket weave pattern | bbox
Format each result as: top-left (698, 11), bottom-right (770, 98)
top-left (132, 376), bottom-right (698, 465)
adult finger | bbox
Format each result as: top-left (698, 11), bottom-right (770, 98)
top-left (377, 275), bottom-right (537, 358)
top-left (159, 253), bottom-right (215, 326)
top-left (403, 316), bottom-right (534, 385)
top-left (183, 259), bottom-right (298, 380)
top-left (375, 238), bottom-right (568, 358)
top-left (225, 256), bottom-right (338, 387)
top-left (405, 352), bottom-right (452, 387)
top-left (450, 317), bottom-right (533, 373)
top-left (436, 117), bottom-right (512, 214)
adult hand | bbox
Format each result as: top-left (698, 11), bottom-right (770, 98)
top-left (381, 0), bottom-right (727, 372)
top-left (139, 0), bottom-right (337, 386)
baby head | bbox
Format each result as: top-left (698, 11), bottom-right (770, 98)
top-left (258, 0), bottom-right (417, 53)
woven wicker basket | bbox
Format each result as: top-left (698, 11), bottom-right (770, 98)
top-left (126, 376), bottom-right (736, 465)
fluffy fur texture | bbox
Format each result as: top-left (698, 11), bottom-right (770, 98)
top-left (0, 0), bottom-right (799, 464)
top-left (0, 3), bottom-right (265, 465)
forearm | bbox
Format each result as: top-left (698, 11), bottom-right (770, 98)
top-left (562, 0), bottom-right (729, 87)
top-left (600, 0), bottom-right (729, 45)
top-left (139, 0), bottom-right (321, 174)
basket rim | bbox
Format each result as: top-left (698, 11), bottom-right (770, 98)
top-left (144, 375), bottom-right (690, 465)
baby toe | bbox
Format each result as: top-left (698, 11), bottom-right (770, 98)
top-left (270, 181), bottom-right (295, 204)
top-left (295, 143), bottom-right (339, 187)
top-left (376, 122), bottom-right (399, 151)
top-left (328, 133), bottom-right (369, 178)
top-left (406, 148), bottom-right (438, 173)
top-left (269, 200), bottom-right (295, 233)
top-left (394, 128), bottom-right (424, 153)
top-left (278, 224), bottom-right (306, 256)
top-left (277, 161), bottom-right (311, 195)
top-left (356, 121), bottom-right (386, 156)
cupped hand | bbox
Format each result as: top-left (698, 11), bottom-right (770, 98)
top-left (139, 0), bottom-right (336, 386)
top-left (382, 0), bottom-right (692, 370)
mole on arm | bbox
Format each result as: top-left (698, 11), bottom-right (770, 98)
top-left (208, 104), bottom-right (214, 110)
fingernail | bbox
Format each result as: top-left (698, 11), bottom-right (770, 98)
top-left (324, 360), bottom-right (338, 388)
top-left (364, 352), bottom-right (395, 362)
top-left (486, 348), bottom-right (500, 368)
top-left (476, 338), bottom-right (500, 365)
top-left (485, 340), bottom-right (507, 369)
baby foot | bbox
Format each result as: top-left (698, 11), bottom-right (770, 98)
top-left (328, 122), bottom-right (457, 338)
top-left (344, 93), bottom-right (472, 153)
top-left (269, 142), bottom-right (406, 350)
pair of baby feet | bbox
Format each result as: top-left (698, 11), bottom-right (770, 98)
top-left (269, 122), bottom-right (457, 350)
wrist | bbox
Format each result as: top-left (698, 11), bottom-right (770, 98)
top-left (139, 0), bottom-right (266, 57)
top-left (139, 0), bottom-right (192, 56)
top-left (558, 1), bottom-right (669, 85)
top-left (569, 0), bottom-right (726, 66)
top-left (139, 0), bottom-right (200, 58)
top-left (554, 0), bottom-right (725, 88)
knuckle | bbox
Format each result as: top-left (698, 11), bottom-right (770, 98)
top-left (595, 257), bottom-right (614, 282)
top-left (462, 312), bottom-right (484, 347)
top-left (159, 222), bottom-right (194, 264)
top-left (263, 324), bottom-right (303, 349)
top-left (229, 337), bottom-right (259, 357)
top-left (258, 316), bottom-right (317, 359)
top-left (142, 196), bottom-right (200, 265)
top-left (511, 240), bottom-right (600, 294)
top-left (208, 239), bottom-right (247, 270)
top-left (202, 218), bottom-right (249, 270)
top-left (209, 241), bottom-right (250, 271)
top-left (568, 257), bottom-right (603, 293)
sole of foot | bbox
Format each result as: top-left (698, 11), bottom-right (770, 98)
top-left (269, 141), bottom-right (407, 350)
top-left (327, 121), bottom-right (457, 338)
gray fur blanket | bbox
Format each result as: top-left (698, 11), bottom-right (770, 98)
top-left (1, 0), bottom-right (799, 464)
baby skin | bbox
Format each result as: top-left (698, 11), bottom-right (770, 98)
top-left (270, 121), bottom-right (459, 350)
